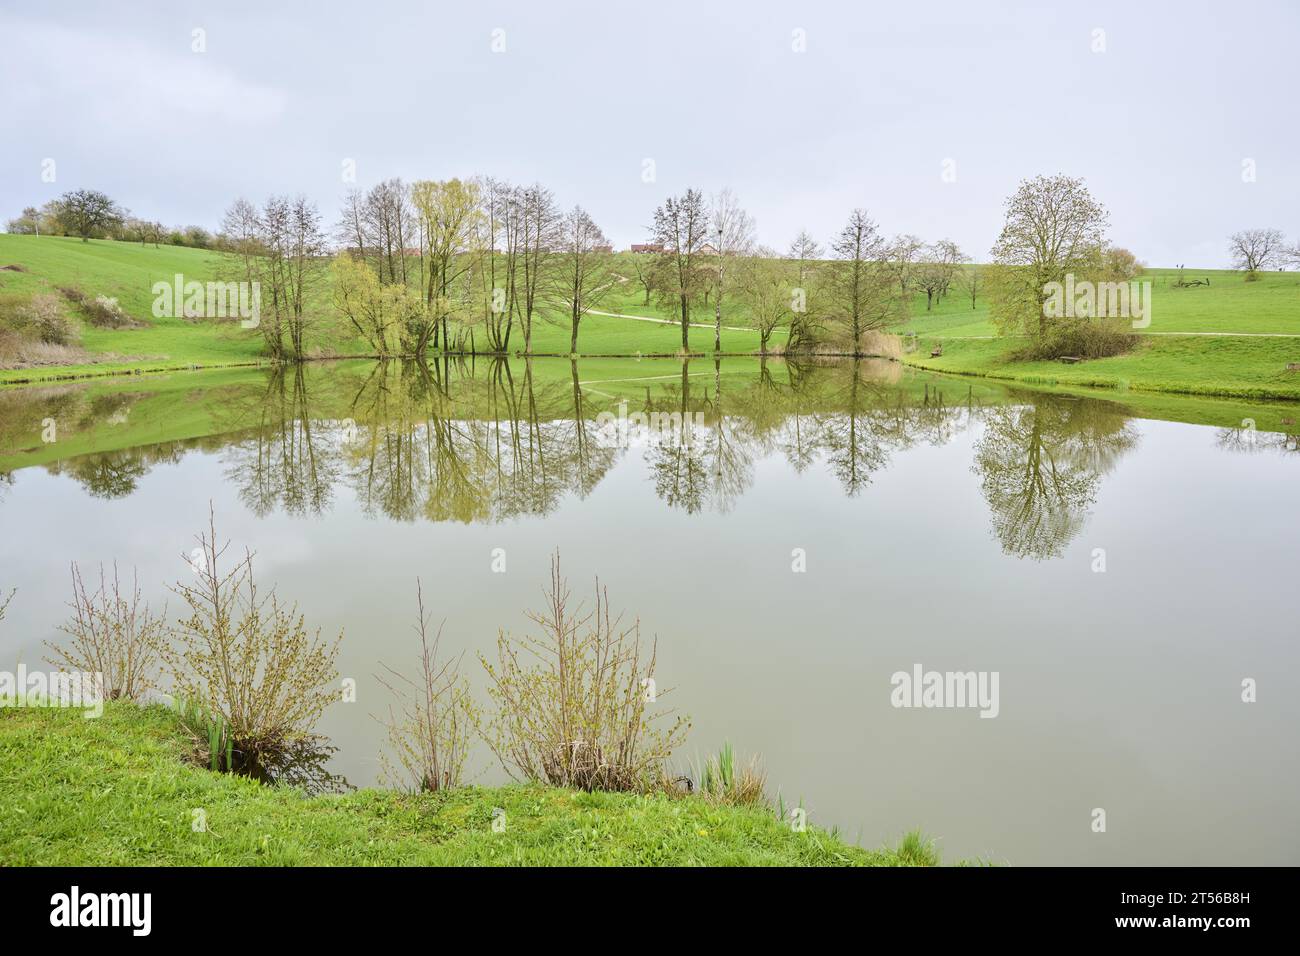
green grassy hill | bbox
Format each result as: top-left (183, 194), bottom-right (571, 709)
top-left (0, 237), bottom-right (778, 384)
top-left (2, 235), bottom-right (1297, 399)
top-left (0, 236), bottom-right (279, 380)
top-left (901, 267), bottom-right (1300, 400)
top-left (0, 703), bottom-right (928, 866)
top-left (898, 267), bottom-right (1300, 339)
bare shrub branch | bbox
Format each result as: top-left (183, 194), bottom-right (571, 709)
top-left (374, 580), bottom-right (479, 792)
top-left (481, 552), bottom-right (689, 791)
top-left (163, 506), bottom-right (341, 777)
top-left (45, 562), bottom-right (164, 700)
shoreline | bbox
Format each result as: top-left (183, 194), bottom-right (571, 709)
top-left (0, 702), bottom-right (936, 867)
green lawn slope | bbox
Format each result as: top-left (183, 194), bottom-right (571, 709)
top-left (3, 236), bottom-right (1297, 400)
top-left (0, 237), bottom-right (778, 385)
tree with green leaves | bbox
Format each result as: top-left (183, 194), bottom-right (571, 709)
top-left (987, 175), bottom-right (1109, 343)
top-left (53, 189), bottom-right (124, 241)
top-left (735, 249), bottom-right (795, 355)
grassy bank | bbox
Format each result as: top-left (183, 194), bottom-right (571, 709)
top-left (0, 235), bottom-right (782, 385)
top-left (0, 702), bottom-right (927, 866)
top-left (903, 333), bottom-right (1300, 401)
top-left (899, 267), bottom-right (1300, 401)
top-left (5, 235), bottom-right (1296, 399)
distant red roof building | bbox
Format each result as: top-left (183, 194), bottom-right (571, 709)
top-left (630, 243), bottom-right (665, 254)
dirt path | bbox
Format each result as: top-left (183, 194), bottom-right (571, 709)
top-left (587, 309), bottom-right (759, 333)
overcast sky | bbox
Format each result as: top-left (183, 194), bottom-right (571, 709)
top-left (2, 0), bottom-right (1296, 267)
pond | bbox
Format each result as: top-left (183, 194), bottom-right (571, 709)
top-left (1, 356), bottom-right (1297, 864)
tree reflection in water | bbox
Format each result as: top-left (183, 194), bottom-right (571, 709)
top-left (1, 358), bottom-right (1203, 561)
top-left (972, 393), bottom-right (1138, 560)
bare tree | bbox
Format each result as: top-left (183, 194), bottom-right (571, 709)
top-left (709, 189), bottom-right (757, 352)
top-left (517, 183), bottom-right (560, 355)
top-left (828, 209), bottom-right (904, 351)
top-left (1104, 246), bottom-right (1143, 280)
top-left (364, 179), bottom-right (413, 285)
top-left (5, 207), bottom-right (42, 235)
top-left (258, 195), bottom-right (328, 359)
top-left (123, 216), bottom-right (149, 246)
top-left (477, 177), bottom-right (523, 352)
top-left (1229, 228), bottom-right (1285, 275)
top-left (889, 234), bottom-right (925, 295)
top-left (337, 188), bottom-right (367, 260)
top-left (958, 263), bottom-right (981, 310)
top-left (219, 198), bottom-right (262, 293)
top-left (915, 239), bottom-right (964, 310)
top-left (651, 188), bottom-right (710, 351)
top-left (552, 205), bottom-right (613, 354)
top-left (143, 220), bottom-right (166, 248)
top-left (787, 229), bottom-right (823, 286)
top-left (629, 250), bottom-right (655, 305)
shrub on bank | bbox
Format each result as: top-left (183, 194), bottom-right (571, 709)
top-left (1012, 317), bottom-right (1138, 361)
top-left (45, 561), bottom-right (165, 701)
top-left (480, 553), bottom-right (689, 792)
top-left (162, 511), bottom-right (342, 782)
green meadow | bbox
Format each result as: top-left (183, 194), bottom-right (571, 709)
top-left (2, 234), bottom-right (1297, 401)
top-left (0, 235), bottom-right (778, 385)
top-left (898, 266), bottom-right (1300, 338)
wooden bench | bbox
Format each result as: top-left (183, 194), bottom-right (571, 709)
top-left (1059, 356), bottom-right (1083, 364)
top-left (930, 346), bottom-right (943, 358)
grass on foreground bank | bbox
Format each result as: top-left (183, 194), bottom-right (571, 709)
top-left (0, 702), bottom-right (934, 866)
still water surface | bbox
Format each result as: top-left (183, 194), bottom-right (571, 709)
top-left (1, 357), bottom-right (1297, 864)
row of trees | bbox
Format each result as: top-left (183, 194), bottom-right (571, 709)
top-left (641, 189), bottom-right (981, 354)
top-left (326, 178), bottom-right (955, 357)
top-left (20, 175), bottom-right (1259, 362)
top-left (330, 177), bottom-right (614, 357)
top-left (6, 191), bottom-right (218, 249)
top-left (7, 180), bottom-right (976, 358)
